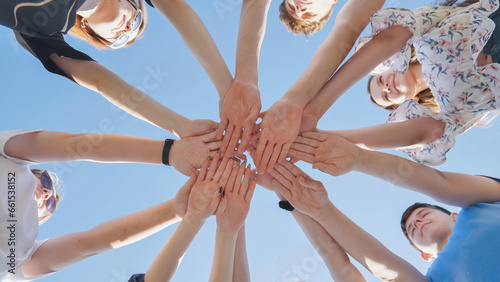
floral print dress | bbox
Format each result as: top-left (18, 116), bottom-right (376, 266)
top-left (356, 0), bottom-right (500, 165)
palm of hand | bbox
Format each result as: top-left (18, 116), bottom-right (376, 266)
top-left (221, 81), bottom-right (261, 126)
top-left (314, 137), bottom-right (358, 176)
top-left (177, 119), bottom-right (218, 139)
top-left (217, 192), bottom-right (249, 234)
top-left (187, 181), bottom-right (219, 219)
top-left (171, 137), bottom-right (211, 176)
top-left (261, 99), bottom-right (302, 143)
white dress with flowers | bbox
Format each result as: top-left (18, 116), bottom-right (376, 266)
top-left (356, 0), bottom-right (500, 165)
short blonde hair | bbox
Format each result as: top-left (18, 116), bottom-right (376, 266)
top-left (69, 0), bottom-right (148, 49)
top-left (31, 169), bottom-right (63, 225)
top-left (278, 0), bottom-right (334, 36)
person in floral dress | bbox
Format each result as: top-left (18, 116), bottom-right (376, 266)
top-left (294, 0), bottom-right (500, 165)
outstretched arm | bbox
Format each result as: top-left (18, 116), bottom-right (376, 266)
top-left (21, 188), bottom-right (189, 278)
top-left (217, 0), bottom-right (271, 156)
top-left (4, 130), bottom-right (221, 176)
top-left (50, 56), bottom-right (217, 138)
top-left (300, 26), bottom-right (413, 124)
top-left (151, 0), bottom-right (233, 98)
top-left (320, 117), bottom-right (445, 150)
top-left (270, 162), bottom-right (427, 281)
top-left (232, 225), bottom-right (251, 282)
top-left (288, 133), bottom-right (500, 208)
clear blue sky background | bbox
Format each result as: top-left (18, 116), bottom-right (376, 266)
top-left (1, 0), bottom-right (500, 281)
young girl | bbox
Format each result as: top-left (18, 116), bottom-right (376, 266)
top-left (1, 0), bottom-right (232, 138)
top-left (297, 0), bottom-right (500, 165)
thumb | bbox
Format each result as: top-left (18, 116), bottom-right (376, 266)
top-left (297, 176), bottom-right (318, 188)
top-left (181, 172), bottom-right (197, 193)
top-left (210, 187), bottom-right (223, 215)
top-left (258, 111), bottom-right (267, 119)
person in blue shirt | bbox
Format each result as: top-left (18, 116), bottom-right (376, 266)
top-left (262, 132), bottom-right (500, 281)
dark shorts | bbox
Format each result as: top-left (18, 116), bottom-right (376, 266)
top-left (483, 7), bottom-right (500, 63)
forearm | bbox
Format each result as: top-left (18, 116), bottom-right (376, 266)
top-left (234, 0), bottom-right (271, 85)
top-left (291, 210), bottom-right (365, 281)
top-left (152, 0), bottom-right (233, 97)
top-left (145, 215), bottom-right (205, 282)
top-left (232, 225), bottom-right (250, 282)
top-left (209, 229), bottom-right (238, 282)
top-left (6, 131), bottom-right (165, 164)
top-left (315, 203), bottom-right (425, 281)
top-left (356, 150), bottom-right (500, 208)
top-left (284, 0), bottom-right (387, 107)
top-left (322, 118), bottom-right (445, 149)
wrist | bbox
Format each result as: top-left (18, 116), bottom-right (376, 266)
top-left (216, 226), bottom-right (239, 239)
top-left (313, 201), bottom-right (335, 222)
top-left (183, 212), bottom-right (207, 226)
top-left (162, 139), bottom-right (176, 166)
top-left (354, 148), bottom-right (372, 173)
top-left (283, 90), bottom-right (312, 108)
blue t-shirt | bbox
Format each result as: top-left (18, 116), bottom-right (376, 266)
top-left (426, 201), bottom-right (500, 281)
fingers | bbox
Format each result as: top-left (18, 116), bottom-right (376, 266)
top-left (237, 115), bottom-right (258, 155)
top-left (206, 153), bottom-right (221, 179)
top-left (277, 143), bottom-right (292, 164)
top-left (313, 161), bottom-right (338, 176)
top-left (274, 163), bottom-right (296, 184)
top-left (233, 162), bottom-right (247, 194)
top-left (220, 124), bottom-right (236, 153)
top-left (244, 175), bottom-right (257, 203)
top-left (302, 131), bottom-right (328, 142)
top-left (269, 166), bottom-right (292, 188)
top-left (207, 140), bottom-right (222, 151)
top-left (214, 156), bottom-right (231, 183)
top-left (297, 175), bottom-right (320, 188)
top-left (253, 138), bottom-right (267, 170)
top-left (197, 159), bottom-right (210, 182)
top-left (225, 165), bottom-right (240, 193)
top-left (201, 130), bottom-right (218, 142)
top-left (217, 118), bottom-right (228, 141)
top-left (282, 161), bottom-right (310, 180)
top-left (259, 142), bottom-right (275, 174)
top-left (266, 145), bottom-right (281, 172)
top-left (217, 158), bottom-right (235, 187)
top-left (288, 148), bottom-right (315, 164)
top-left (226, 129), bottom-right (242, 157)
top-left (271, 179), bottom-right (291, 200)
top-left (291, 140), bottom-right (317, 154)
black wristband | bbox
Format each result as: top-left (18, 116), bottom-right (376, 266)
top-left (162, 139), bottom-right (175, 166)
top-left (279, 201), bottom-right (295, 212)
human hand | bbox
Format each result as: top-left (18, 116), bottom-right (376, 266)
top-left (217, 80), bottom-right (261, 157)
top-left (186, 154), bottom-right (235, 220)
top-left (269, 161), bottom-right (329, 218)
top-left (288, 132), bottom-right (361, 176)
top-left (216, 163), bottom-right (256, 235)
top-left (175, 119), bottom-right (219, 139)
top-left (170, 131), bottom-right (222, 176)
top-left (173, 173), bottom-right (197, 218)
top-left (253, 98), bottom-right (303, 174)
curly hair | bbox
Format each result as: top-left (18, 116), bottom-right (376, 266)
top-left (278, 0), bottom-right (334, 36)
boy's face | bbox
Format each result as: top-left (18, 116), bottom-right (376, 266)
top-left (405, 207), bottom-right (457, 255)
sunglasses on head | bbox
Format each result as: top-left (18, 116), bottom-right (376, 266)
top-left (99, 0), bottom-right (143, 49)
top-left (36, 170), bottom-right (57, 214)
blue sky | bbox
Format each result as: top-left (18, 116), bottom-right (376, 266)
top-left (2, 0), bottom-right (500, 281)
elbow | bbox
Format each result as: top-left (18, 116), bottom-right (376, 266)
top-left (378, 26), bottom-right (413, 49)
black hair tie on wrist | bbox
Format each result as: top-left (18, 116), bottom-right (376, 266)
top-left (162, 139), bottom-right (175, 166)
top-left (279, 200), bottom-right (295, 212)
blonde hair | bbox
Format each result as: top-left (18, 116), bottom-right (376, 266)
top-left (69, 0), bottom-right (148, 49)
top-left (31, 169), bottom-right (63, 225)
top-left (279, 0), bottom-right (334, 36)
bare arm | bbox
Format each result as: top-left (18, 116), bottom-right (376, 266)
top-left (151, 0), bottom-right (233, 98)
top-left (232, 225), bottom-right (251, 282)
top-left (357, 149), bottom-right (500, 208)
top-left (322, 117), bottom-right (445, 150)
top-left (22, 199), bottom-right (181, 278)
top-left (289, 132), bottom-right (500, 208)
top-left (4, 130), bottom-right (221, 176)
top-left (49, 56), bottom-right (213, 137)
top-left (285, 0), bottom-right (387, 106)
top-left (270, 162), bottom-right (427, 282)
